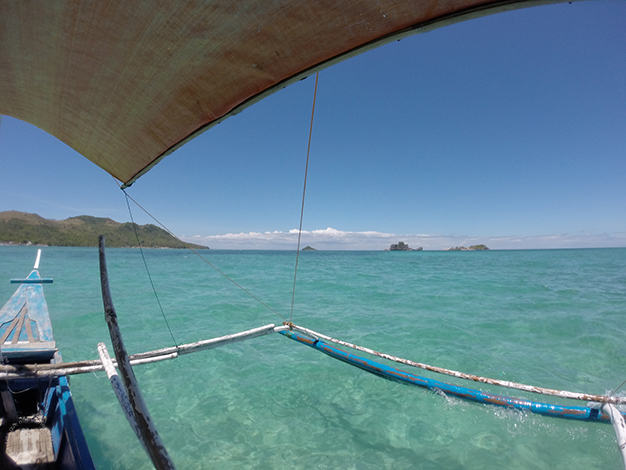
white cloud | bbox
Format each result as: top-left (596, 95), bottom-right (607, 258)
top-left (183, 227), bottom-right (396, 250)
top-left (180, 228), bottom-right (626, 250)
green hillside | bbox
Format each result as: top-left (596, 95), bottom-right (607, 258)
top-left (0, 211), bottom-right (208, 249)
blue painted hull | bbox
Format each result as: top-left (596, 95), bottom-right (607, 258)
top-left (1, 259), bottom-right (95, 469)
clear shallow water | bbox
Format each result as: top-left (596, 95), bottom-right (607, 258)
top-left (1, 246), bottom-right (625, 469)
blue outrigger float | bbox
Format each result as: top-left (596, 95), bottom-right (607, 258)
top-left (0, 250), bottom-right (95, 469)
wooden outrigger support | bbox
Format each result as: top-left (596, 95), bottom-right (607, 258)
top-left (97, 342), bottom-right (144, 447)
top-left (0, 323), bottom-right (281, 380)
top-left (99, 235), bottom-right (176, 470)
top-left (602, 403), bottom-right (626, 468)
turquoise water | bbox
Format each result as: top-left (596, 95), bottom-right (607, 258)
top-left (1, 246), bottom-right (625, 469)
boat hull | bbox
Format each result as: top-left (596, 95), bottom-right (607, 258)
top-left (1, 253), bottom-right (95, 469)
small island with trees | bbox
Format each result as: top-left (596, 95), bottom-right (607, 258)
top-left (445, 244), bottom-right (489, 251)
top-left (385, 241), bottom-right (423, 251)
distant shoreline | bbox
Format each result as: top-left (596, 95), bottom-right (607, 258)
top-left (0, 242), bottom-right (209, 249)
top-left (2, 245), bottom-right (619, 252)
top-left (0, 211), bottom-right (208, 249)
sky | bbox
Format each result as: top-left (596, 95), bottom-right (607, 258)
top-left (1, 1), bottom-right (625, 251)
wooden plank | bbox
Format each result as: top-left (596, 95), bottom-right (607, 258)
top-left (0, 341), bottom-right (56, 351)
top-left (6, 427), bottom-right (54, 465)
top-left (0, 312), bottom-right (21, 344)
top-left (24, 317), bottom-right (36, 342)
top-left (10, 303), bottom-right (28, 344)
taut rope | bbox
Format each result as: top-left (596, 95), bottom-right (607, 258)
top-left (290, 72), bottom-right (320, 323)
top-left (113, 178), bottom-right (288, 322)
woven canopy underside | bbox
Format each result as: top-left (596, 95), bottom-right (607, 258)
top-left (0, 0), bottom-right (563, 186)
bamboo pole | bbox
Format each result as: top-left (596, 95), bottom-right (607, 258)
top-left (34, 248), bottom-right (41, 270)
top-left (0, 324), bottom-right (279, 380)
top-left (97, 342), bottom-right (143, 444)
top-left (99, 235), bottom-right (176, 470)
top-left (132, 323), bottom-right (277, 360)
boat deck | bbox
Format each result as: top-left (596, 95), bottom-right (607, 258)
top-left (1, 424), bottom-right (55, 469)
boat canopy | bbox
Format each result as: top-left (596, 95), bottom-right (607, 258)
top-left (0, 0), bottom-right (564, 186)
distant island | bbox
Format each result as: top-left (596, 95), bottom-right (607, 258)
top-left (445, 244), bottom-right (489, 251)
top-left (386, 241), bottom-right (423, 251)
top-left (302, 246), bottom-right (317, 251)
top-left (0, 211), bottom-right (208, 249)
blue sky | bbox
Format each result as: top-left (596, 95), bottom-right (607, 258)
top-left (1, 1), bottom-right (625, 250)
